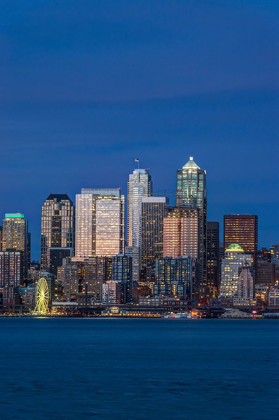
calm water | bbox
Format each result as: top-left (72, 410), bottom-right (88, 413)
top-left (0, 318), bottom-right (278, 420)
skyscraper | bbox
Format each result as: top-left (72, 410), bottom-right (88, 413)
top-left (163, 207), bottom-right (199, 259)
top-left (75, 188), bottom-right (124, 258)
top-left (176, 157), bottom-right (207, 296)
top-left (220, 244), bottom-right (252, 297)
top-left (2, 213), bottom-right (29, 276)
top-left (127, 168), bottom-right (152, 283)
top-left (207, 222), bottom-right (220, 296)
top-left (41, 194), bottom-right (74, 271)
top-left (223, 215), bottom-right (258, 259)
top-left (141, 197), bottom-right (168, 282)
top-left (0, 251), bottom-right (23, 287)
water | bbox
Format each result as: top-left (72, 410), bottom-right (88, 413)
top-left (0, 318), bottom-right (278, 420)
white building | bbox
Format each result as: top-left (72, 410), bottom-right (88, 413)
top-left (220, 243), bottom-right (252, 298)
top-left (75, 188), bottom-right (124, 258)
top-left (127, 168), bottom-right (152, 283)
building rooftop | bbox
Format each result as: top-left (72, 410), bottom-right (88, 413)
top-left (183, 156), bottom-right (200, 170)
top-left (46, 194), bottom-right (72, 202)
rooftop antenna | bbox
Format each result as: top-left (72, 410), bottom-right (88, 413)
top-left (135, 158), bottom-right (139, 170)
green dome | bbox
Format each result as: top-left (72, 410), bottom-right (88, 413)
top-left (226, 243), bottom-right (244, 252)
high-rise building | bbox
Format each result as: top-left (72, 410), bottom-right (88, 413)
top-left (207, 222), bottom-right (220, 296)
top-left (255, 260), bottom-right (275, 286)
top-left (224, 215), bottom-right (258, 260)
top-left (75, 188), bottom-right (124, 258)
top-left (163, 207), bottom-right (199, 259)
top-left (220, 244), bottom-right (252, 297)
top-left (153, 256), bottom-right (194, 300)
top-left (2, 213), bottom-right (29, 277)
top-left (141, 197), bottom-right (168, 282)
top-left (0, 251), bottom-right (24, 287)
top-left (127, 168), bottom-right (152, 283)
top-left (111, 254), bottom-right (132, 303)
top-left (41, 194), bottom-right (74, 270)
top-left (176, 157), bottom-right (207, 296)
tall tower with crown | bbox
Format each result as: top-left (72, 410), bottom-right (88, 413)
top-left (176, 156), bottom-right (207, 298)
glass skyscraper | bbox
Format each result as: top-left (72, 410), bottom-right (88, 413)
top-left (154, 256), bottom-right (193, 300)
top-left (141, 197), bottom-right (168, 283)
top-left (127, 168), bottom-right (152, 283)
top-left (41, 194), bottom-right (74, 270)
top-left (207, 221), bottom-right (220, 297)
top-left (176, 157), bottom-right (207, 297)
top-left (75, 188), bottom-right (125, 258)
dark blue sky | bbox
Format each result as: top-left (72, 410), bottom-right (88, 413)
top-left (0, 0), bottom-right (278, 259)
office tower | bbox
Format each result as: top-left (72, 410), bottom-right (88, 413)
top-left (220, 244), bottom-right (252, 297)
top-left (207, 222), bottom-right (220, 297)
top-left (0, 251), bottom-right (24, 287)
top-left (58, 256), bottom-right (112, 303)
top-left (49, 247), bottom-right (73, 277)
top-left (234, 263), bottom-right (254, 306)
top-left (41, 194), bottom-right (74, 270)
top-left (153, 256), bottom-right (194, 300)
top-left (141, 197), bottom-right (168, 282)
top-left (112, 254), bottom-right (132, 303)
top-left (127, 168), bottom-right (152, 283)
top-left (163, 207), bottom-right (199, 259)
top-left (75, 188), bottom-right (124, 258)
top-left (223, 215), bottom-right (258, 260)
top-left (2, 213), bottom-right (29, 277)
top-left (176, 157), bottom-right (207, 296)
top-left (255, 260), bottom-right (275, 286)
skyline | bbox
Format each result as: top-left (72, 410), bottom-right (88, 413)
top-left (0, 153), bottom-right (277, 260)
top-left (0, 0), bottom-right (278, 258)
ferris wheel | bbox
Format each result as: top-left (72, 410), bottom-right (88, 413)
top-left (35, 277), bottom-right (49, 314)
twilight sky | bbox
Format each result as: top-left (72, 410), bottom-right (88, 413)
top-left (0, 0), bottom-right (278, 259)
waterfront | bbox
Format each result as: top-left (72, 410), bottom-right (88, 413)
top-left (0, 319), bottom-right (278, 420)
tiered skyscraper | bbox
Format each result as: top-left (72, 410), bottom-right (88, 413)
top-left (127, 168), bottom-right (152, 283)
top-left (176, 157), bottom-right (207, 297)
